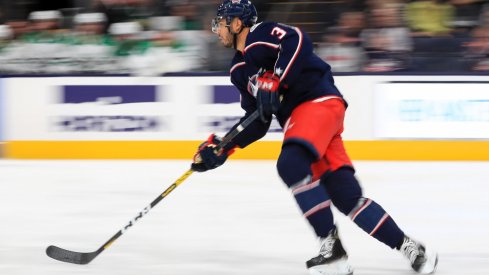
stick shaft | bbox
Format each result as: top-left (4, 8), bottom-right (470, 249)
top-left (100, 169), bottom-right (194, 251)
top-left (216, 111), bottom-right (259, 151)
top-left (101, 111), bottom-right (259, 251)
top-left (46, 110), bottom-right (261, 264)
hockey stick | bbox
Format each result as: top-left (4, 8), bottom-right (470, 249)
top-left (46, 110), bottom-right (260, 265)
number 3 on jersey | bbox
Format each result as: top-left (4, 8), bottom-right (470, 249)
top-left (271, 27), bottom-right (287, 40)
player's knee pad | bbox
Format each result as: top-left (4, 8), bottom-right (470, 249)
top-left (349, 197), bottom-right (390, 236)
top-left (320, 167), bottom-right (362, 215)
top-left (277, 143), bottom-right (316, 188)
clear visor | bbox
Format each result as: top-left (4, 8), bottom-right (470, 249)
top-left (211, 17), bottom-right (219, 34)
top-left (211, 16), bottom-right (227, 34)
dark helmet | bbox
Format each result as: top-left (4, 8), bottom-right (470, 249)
top-left (212, 0), bottom-right (258, 33)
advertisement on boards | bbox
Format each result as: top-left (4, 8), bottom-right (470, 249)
top-left (3, 77), bottom-right (185, 140)
top-left (199, 85), bottom-right (283, 135)
top-left (374, 81), bottom-right (489, 139)
top-left (202, 85), bottom-right (242, 134)
top-left (4, 76), bottom-right (288, 143)
top-left (54, 85), bottom-right (160, 132)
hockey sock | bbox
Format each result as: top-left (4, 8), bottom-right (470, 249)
top-left (277, 144), bottom-right (335, 237)
top-left (322, 168), bottom-right (404, 248)
top-left (349, 198), bottom-right (405, 249)
top-left (292, 179), bottom-right (335, 237)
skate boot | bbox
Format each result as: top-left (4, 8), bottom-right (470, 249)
top-left (306, 228), bottom-right (353, 275)
top-left (400, 236), bottom-right (438, 274)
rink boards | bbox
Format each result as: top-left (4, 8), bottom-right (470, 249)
top-left (1, 75), bottom-right (489, 160)
top-left (0, 79), bottom-right (3, 158)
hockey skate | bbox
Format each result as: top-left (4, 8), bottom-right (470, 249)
top-left (400, 236), bottom-right (438, 274)
top-left (306, 228), bottom-right (353, 275)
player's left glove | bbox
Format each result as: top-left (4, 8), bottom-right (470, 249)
top-left (256, 70), bottom-right (281, 123)
top-left (191, 134), bottom-right (237, 172)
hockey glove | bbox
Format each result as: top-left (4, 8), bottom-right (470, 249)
top-left (256, 70), bottom-right (281, 123)
top-left (191, 134), bottom-right (236, 172)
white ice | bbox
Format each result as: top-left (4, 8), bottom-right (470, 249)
top-left (1, 160), bottom-right (488, 275)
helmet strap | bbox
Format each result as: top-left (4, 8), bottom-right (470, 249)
top-left (233, 33), bottom-right (238, 50)
top-left (228, 22), bottom-right (244, 50)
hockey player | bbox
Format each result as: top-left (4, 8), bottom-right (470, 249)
top-left (192, 1), bottom-right (438, 274)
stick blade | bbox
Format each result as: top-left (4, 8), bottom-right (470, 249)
top-left (46, 245), bottom-right (98, 265)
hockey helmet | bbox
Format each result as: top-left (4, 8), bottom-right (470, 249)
top-left (212, 0), bottom-right (258, 33)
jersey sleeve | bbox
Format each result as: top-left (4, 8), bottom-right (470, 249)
top-left (228, 59), bottom-right (270, 149)
top-left (226, 109), bottom-right (270, 149)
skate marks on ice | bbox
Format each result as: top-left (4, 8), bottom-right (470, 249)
top-left (0, 160), bottom-right (488, 275)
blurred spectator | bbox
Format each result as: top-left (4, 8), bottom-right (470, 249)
top-left (1, 0), bottom-right (489, 74)
top-left (479, 5), bottom-right (489, 26)
top-left (73, 12), bottom-right (107, 36)
top-left (108, 21), bottom-right (147, 56)
top-left (339, 10), bottom-right (366, 38)
top-left (361, 4), bottom-right (412, 72)
top-left (317, 12), bottom-right (367, 72)
top-left (107, 21), bottom-right (152, 74)
top-left (406, 0), bottom-right (455, 36)
top-left (450, 0), bottom-right (487, 32)
top-left (0, 25), bottom-right (15, 73)
top-left (465, 25), bottom-right (489, 71)
top-left (5, 20), bottom-right (30, 39)
top-left (92, 0), bottom-right (156, 26)
top-left (0, 25), bottom-right (13, 51)
top-left (148, 16), bottom-right (184, 48)
top-left (68, 13), bottom-right (115, 73)
top-left (167, 1), bottom-right (201, 30)
top-left (22, 10), bottom-right (66, 42)
top-left (0, 11), bottom-right (71, 73)
top-left (365, 3), bottom-right (412, 52)
top-left (363, 0), bottom-right (406, 16)
top-left (108, 21), bottom-right (199, 75)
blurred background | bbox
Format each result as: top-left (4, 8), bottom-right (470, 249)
top-left (1, 0), bottom-right (489, 75)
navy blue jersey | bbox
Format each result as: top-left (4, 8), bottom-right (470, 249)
top-left (227, 21), bottom-right (345, 149)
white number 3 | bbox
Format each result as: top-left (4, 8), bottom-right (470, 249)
top-left (271, 27), bottom-right (287, 40)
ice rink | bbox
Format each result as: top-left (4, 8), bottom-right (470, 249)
top-left (1, 159), bottom-right (488, 275)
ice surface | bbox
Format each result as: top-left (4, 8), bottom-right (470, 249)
top-left (1, 160), bottom-right (488, 274)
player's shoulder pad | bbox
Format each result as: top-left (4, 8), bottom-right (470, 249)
top-left (249, 21), bottom-right (267, 33)
top-left (249, 21), bottom-right (294, 34)
top-left (247, 21), bottom-right (281, 42)
top-left (247, 21), bottom-right (297, 45)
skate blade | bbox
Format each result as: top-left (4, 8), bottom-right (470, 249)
top-left (308, 257), bottom-right (354, 275)
top-left (418, 248), bottom-right (438, 274)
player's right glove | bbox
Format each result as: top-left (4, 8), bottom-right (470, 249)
top-left (255, 70), bottom-right (281, 123)
top-left (191, 134), bottom-right (237, 172)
